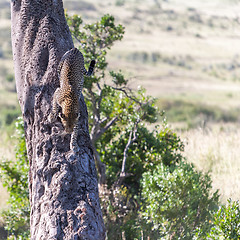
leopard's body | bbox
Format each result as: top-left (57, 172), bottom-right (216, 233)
top-left (49, 48), bottom-right (95, 151)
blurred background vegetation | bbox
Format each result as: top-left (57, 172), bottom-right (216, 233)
top-left (1, 0), bottom-right (240, 239)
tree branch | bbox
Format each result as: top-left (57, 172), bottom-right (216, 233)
top-left (121, 120), bottom-right (139, 176)
top-left (111, 86), bottom-right (143, 106)
top-left (113, 119), bottom-right (140, 187)
top-left (92, 145), bottom-right (106, 186)
top-left (91, 116), bottom-right (118, 144)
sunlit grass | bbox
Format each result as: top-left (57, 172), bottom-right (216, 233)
top-left (181, 124), bottom-right (240, 203)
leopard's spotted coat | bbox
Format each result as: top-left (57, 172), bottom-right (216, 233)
top-left (49, 48), bottom-right (95, 151)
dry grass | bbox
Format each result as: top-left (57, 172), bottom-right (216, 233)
top-left (181, 124), bottom-right (240, 203)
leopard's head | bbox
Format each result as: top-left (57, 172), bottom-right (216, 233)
top-left (59, 111), bottom-right (78, 133)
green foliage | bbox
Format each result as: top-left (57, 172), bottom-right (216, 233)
top-left (110, 70), bottom-right (128, 86)
top-left (0, 117), bottom-right (30, 239)
top-left (66, 13), bottom-right (124, 86)
top-left (100, 184), bottom-right (160, 239)
top-left (141, 161), bottom-right (220, 239)
top-left (66, 13), bottom-right (144, 135)
top-left (66, 13), bottom-right (162, 180)
top-left (101, 121), bottom-right (184, 189)
top-left (65, 13), bottom-right (220, 240)
top-left (207, 199), bottom-right (240, 239)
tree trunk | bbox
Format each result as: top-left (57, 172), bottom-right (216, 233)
top-left (11, 0), bottom-right (105, 239)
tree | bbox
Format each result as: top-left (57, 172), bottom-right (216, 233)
top-left (11, 0), bottom-right (105, 239)
top-left (65, 13), bottom-right (160, 186)
top-left (66, 14), bottom-right (185, 238)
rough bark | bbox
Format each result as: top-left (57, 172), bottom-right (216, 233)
top-left (11, 0), bottom-right (105, 239)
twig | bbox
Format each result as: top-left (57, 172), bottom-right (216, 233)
top-left (92, 145), bottom-right (106, 185)
top-left (92, 117), bottom-right (118, 143)
top-left (111, 86), bottom-right (143, 106)
top-left (120, 119), bottom-right (140, 177)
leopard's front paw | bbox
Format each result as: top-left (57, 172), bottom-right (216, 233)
top-left (48, 113), bottom-right (56, 123)
top-left (70, 132), bottom-right (78, 152)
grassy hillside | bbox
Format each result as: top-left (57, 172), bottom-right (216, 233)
top-left (63, 0), bottom-right (240, 128)
top-left (0, 0), bottom-right (240, 210)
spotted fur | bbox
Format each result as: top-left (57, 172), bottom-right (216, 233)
top-left (49, 48), bottom-right (95, 151)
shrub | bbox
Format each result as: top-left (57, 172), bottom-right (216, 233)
top-left (0, 117), bottom-right (30, 239)
top-left (207, 199), bottom-right (240, 239)
top-left (141, 161), bottom-right (220, 239)
top-left (101, 120), bottom-right (185, 190)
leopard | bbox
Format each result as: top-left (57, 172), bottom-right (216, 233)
top-left (49, 48), bottom-right (95, 151)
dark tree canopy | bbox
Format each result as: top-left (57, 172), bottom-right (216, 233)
top-left (11, 0), bottom-right (105, 239)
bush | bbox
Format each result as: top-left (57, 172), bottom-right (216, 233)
top-left (207, 199), bottom-right (240, 239)
top-left (101, 121), bottom-right (184, 190)
top-left (0, 117), bottom-right (30, 239)
top-left (141, 161), bottom-right (220, 239)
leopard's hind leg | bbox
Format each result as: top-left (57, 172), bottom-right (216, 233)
top-left (70, 114), bottom-right (80, 152)
top-left (48, 88), bottom-right (61, 123)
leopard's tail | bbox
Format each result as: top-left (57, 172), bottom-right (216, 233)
top-left (87, 60), bottom-right (96, 76)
